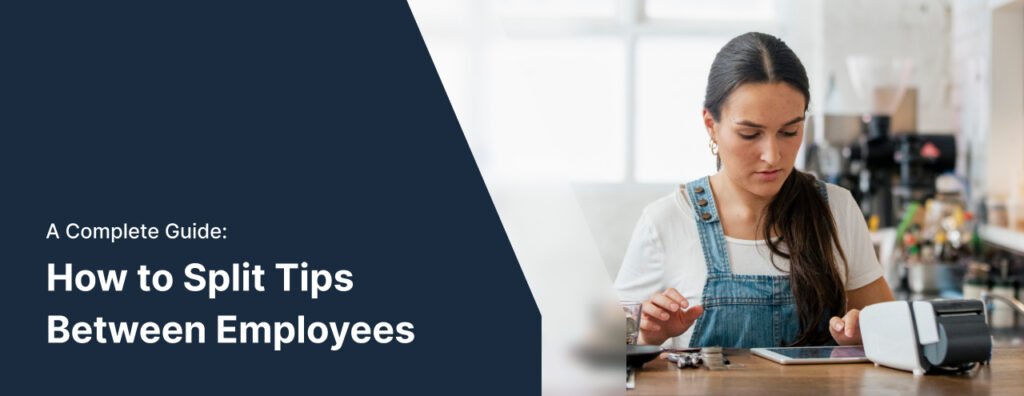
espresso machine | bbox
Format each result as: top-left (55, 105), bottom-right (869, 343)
top-left (842, 117), bottom-right (957, 227)
top-left (828, 57), bottom-right (957, 227)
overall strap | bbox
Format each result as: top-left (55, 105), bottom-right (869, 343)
top-left (684, 176), bottom-right (731, 275)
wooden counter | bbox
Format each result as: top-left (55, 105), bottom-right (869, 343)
top-left (632, 347), bottom-right (1024, 395)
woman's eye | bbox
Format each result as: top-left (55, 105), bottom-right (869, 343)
top-left (738, 132), bottom-right (758, 140)
top-left (781, 130), bottom-right (798, 137)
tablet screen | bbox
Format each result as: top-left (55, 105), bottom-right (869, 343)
top-left (763, 346), bottom-right (865, 359)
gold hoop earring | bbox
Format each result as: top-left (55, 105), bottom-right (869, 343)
top-left (709, 140), bottom-right (719, 156)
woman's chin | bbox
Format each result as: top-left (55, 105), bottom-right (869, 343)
top-left (747, 176), bottom-right (786, 197)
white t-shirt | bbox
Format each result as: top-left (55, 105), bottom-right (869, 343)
top-left (613, 182), bottom-right (883, 347)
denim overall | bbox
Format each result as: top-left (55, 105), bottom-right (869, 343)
top-left (684, 176), bottom-right (829, 348)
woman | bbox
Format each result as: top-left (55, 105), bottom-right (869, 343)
top-left (615, 32), bottom-right (894, 348)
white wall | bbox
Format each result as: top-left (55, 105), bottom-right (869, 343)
top-left (820, 0), bottom-right (954, 133)
top-left (951, 0), bottom-right (1024, 209)
top-left (951, 0), bottom-right (991, 200)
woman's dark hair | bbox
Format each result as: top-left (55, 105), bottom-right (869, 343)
top-left (704, 32), bottom-right (848, 346)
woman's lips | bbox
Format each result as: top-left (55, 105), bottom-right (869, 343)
top-left (755, 169), bottom-right (782, 181)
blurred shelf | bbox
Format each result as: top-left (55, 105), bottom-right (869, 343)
top-left (979, 225), bottom-right (1024, 254)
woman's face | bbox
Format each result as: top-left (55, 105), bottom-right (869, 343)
top-left (704, 82), bottom-right (806, 198)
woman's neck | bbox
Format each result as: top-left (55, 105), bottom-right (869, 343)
top-left (709, 171), bottom-right (774, 238)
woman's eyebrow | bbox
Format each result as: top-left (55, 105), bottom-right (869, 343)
top-left (734, 116), bottom-right (805, 128)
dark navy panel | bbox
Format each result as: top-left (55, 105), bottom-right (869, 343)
top-left (0, 1), bottom-right (538, 394)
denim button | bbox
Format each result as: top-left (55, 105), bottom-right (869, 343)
top-left (701, 212), bottom-right (712, 220)
top-left (698, 198), bottom-right (708, 207)
top-left (695, 186), bottom-right (705, 194)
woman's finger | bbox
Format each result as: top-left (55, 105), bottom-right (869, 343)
top-left (843, 309), bottom-right (860, 338)
top-left (663, 288), bottom-right (689, 309)
top-left (642, 300), bottom-right (668, 321)
top-left (680, 305), bottom-right (703, 324)
top-left (639, 317), bottom-right (661, 332)
top-left (649, 293), bottom-right (680, 318)
top-left (829, 316), bottom-right (844, 334)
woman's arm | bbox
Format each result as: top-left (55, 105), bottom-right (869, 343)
top-left (847, 276), bottom-right (895, 310)
top-left (615, 210), bottom-right (705, 346)
top-left (614, 211), bottom-right (665, 300)
top-left (830, 276), bottom-right (895, 345)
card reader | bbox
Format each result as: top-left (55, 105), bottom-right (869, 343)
top-left (859, 299), bottom-right (992, 375)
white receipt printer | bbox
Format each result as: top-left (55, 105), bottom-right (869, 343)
top-left (859, 299), bottom-right (992, 375)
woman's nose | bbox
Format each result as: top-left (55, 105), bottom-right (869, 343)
top-left (760, 136), bottom-right (782, 165)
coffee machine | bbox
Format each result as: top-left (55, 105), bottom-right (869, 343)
top-left (842, 117), bottom-right (956, 227)
top-left (833, 57), bottom-right (956, 227)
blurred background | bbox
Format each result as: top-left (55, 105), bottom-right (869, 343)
top-left (410, 0), bottom-right (1024, 392)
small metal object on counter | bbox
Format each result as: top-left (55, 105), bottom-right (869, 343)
top-left (702, 347), bottom-right (727, 370)
top-left (665, 346), bottom-right (734, 370)
top-left (679, 353), bottom-right (699, 369)
top-left (666, 352), bottom-right (700, 368)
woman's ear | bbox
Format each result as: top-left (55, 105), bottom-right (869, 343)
top-left (701, 109), bottom-right (716, 141)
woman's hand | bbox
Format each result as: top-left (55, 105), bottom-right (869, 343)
top-left (829, 309), bottom-right (862, 345)
top-left (638, 288), bottom-right (704, 346)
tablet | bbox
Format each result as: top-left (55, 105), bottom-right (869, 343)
top-left (751, 346), bottom-right (868, 364)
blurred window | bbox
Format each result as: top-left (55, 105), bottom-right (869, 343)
top-left (646, 0), bottom-right (776, 21)
top-left (412, 0), bottom-right (781, 183)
